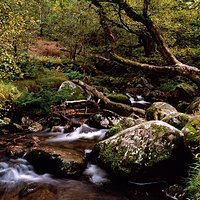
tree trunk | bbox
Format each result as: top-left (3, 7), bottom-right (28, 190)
top-left (72, 80), bottom-right (145, 116)
top-left (138, 31), bottom-right (156, 56)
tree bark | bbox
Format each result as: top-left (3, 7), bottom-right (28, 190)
top-left (72, 80), bottom-right (145, 116)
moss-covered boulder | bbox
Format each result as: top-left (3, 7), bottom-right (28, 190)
top-left (181, 115), bottom-right (200, 152)
top-left (107, 93), bottom-right (130, 104)
top-left (94, 121), bottom-right (191, 182)
top-left (162, 112), bottom-right (191, 130)
top-left (25, 146), bottom-right (85, 177)
top-left (146, 102), bottom-right (177, 120)
top-left (186, 97), bottom-right (200, 114)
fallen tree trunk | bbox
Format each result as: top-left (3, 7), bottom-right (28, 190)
top-left (111, 53), bottom-right (200, 85)
top-left (72, 80), bottom-right (145, 116)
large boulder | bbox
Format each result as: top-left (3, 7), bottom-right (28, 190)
top-left (94, 121), bottom-right (191, 182)
top-left (146, 102), bottom-right (177, 120)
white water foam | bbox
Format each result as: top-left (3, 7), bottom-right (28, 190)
top-left (47, 124), bottom-right (107, 142)
top-left (126, 93), bottom-right (150, 105)
top-left (0, 158), bottom-right (56, 184)
top-left (83, 164), bottom-right (110, 185)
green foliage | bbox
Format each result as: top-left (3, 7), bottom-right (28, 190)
top-left (15, 66), bottom-right (67, 92)
top-left (0, 81), bottom-right (21, 117)
top-left (185, 159), bottom-right (200, 200)
top-left (160, 81), bottom-right (179, 91)
top-left (15, 89), bottom-right (61, 116)
top-left (0, 0), bottom-right (36, 80)
top-left (65, 69), bottom-right (84, 80)
top-left (15, 85), bottom-right (84, 117)
top-left (160, 78), bottom-right (196, 92)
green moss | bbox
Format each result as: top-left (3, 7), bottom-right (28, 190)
top-left (106, 123), bottom-right (123, 138)
top-left (95, 142), bottom-right (131, 176)
top-left (107, 93), bottom-right (129, 104)
top-left (182, 116), bottom-right (199, 153)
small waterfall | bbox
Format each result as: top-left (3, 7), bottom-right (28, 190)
top-left (83, 164), bottom-right (110, 185)
top-left (0, 158), bottom-right (56, 185)
top-left (126, 93), bottom-right (150, 106)
top-left (47, 124), bottom-right (107, 142)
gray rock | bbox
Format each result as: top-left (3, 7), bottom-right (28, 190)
top-left (86, 110), bottom-right (121, 129)
top-left (162, 112), bottom-right (191, 130)
top-left (58, 80), bottom-right (87, 100)
top-left (146, 102), bottom-right (177, 120)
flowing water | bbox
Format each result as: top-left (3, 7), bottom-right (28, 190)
top-left (0, 124), bottom-right (177, 200)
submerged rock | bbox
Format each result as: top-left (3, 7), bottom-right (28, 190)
top-left (25, 146), bottom-right (85, 177)
top-left (146, 102), bottom-right (177, 120)
top-left (94, 121), bottom-right (191, 182)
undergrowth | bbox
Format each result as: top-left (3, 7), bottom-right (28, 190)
top-left (185, 159), bottom-right (200, 200)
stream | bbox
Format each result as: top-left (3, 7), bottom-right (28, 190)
top-left (0, 124), bottom-right (180, 200)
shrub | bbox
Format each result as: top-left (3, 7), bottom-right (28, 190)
top-left (65, 69), bottom-right (84, 80)
top-left (15, 84), bottom-right (85, 117)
